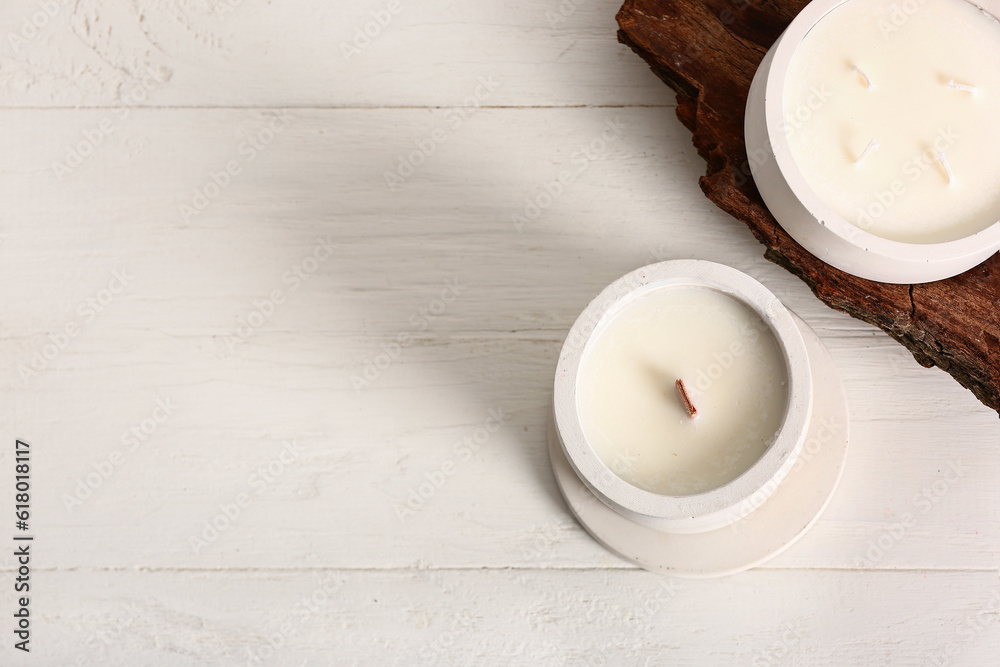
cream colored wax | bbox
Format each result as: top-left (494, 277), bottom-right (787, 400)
top-left (576, 287), bottom-right (789, 496)
top-left (783, 0), bottom-right (1000, 243)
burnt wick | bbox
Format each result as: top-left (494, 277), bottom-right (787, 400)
top-left (675, 379), bottom-right (698, 419)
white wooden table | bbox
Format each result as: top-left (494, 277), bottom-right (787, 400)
top-left (1, 1), bottom-right (998, 664)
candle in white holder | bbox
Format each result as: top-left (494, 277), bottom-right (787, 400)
top-left (577, 287), bottom-right (788, 496)
top-left (553, 261), bottom-right (813, 535)
top-left (783, 0), bottom-right (1000, 244)
top-left (745, 0), bottom-right (1000, 283)
top-left (550, 262), bottom-right (851, 575)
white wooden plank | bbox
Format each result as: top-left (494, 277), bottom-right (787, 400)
top-left (3, 0), bottom-right (997, 662)
top-left (0, 0), bottom-right (674, 108)
top-left (0, 107), bottom-right (995, 574)
top-left (2, 569), bottom-right (998, 665)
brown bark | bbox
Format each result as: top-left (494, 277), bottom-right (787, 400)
top-left (617, 0), bottom-right (1000, 414)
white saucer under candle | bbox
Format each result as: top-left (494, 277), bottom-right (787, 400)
top-left (551, 261), bottom-right (849, 576)
top-left (745, 0), bottom-right (1000, 283)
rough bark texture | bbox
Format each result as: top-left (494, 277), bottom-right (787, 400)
top-left (617, 0), bottom-right (1000, 414)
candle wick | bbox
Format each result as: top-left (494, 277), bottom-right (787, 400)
top-left (852, 64), bottom-right (877, 90)
top-left (854, 139), bottom-right (879, 165)
top-left (675, 379), bottom-right (698, 419)
top-left (946, 79), bottom-right (977, 95)
top-left (935, 152), bottom-right (955, 185)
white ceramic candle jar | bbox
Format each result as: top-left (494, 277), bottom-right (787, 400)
top-left (550, 261), bottom-right (850, 576)
top-left (745, 0), bottom-right (1000, 283)
top-left (554, 261), bottom-right (812, 533)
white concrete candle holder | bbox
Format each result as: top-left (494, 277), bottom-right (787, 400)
top-left (745, 0), bottom-right (1000, 284)
top-left (550, 261), bottom-right (850, 576)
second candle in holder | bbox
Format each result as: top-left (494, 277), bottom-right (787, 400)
top-left (577, 286), bottom-right (789, 497)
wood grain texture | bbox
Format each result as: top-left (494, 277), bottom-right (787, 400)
top-left (616, 0), bottom-right (1000, 413)
top-left (0, 1), bottom-right (997, 664)
top-left (1, 107), bottom-right (995, 580)
top-left (0, 0), bottom-right (674, 108)
top-left (21, 569), bottom-right (1000, 666)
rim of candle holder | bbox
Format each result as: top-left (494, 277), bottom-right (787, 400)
top-left (549, 310), bottom-right (849, 577)
top-left (746, 0), bottom-right (1000, 284)
top-left (553, 260), bottom-right (813, 534)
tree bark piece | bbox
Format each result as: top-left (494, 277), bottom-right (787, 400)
top-left (617, 0), bottom-right (1000, 414)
